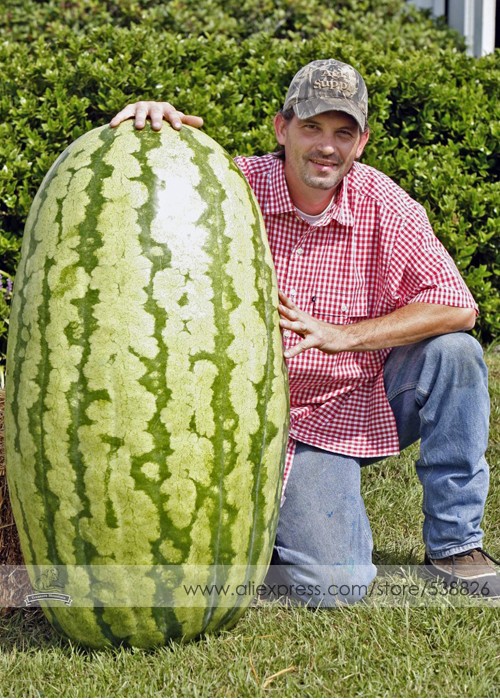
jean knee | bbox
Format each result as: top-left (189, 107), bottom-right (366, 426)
top-left (314, 564), bottom-right (377, 606)
top-left (422, 333), bottom-right (487, 386)
top-left (266, 553), bottom-right (376, 607)
top-left (425, 332), bottom-right (483, 364)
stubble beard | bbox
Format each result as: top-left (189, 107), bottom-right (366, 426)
top-left (301, 153), bottom-right (346, 191)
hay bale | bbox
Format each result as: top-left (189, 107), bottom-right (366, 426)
top-left (0, 388), bottom-right (33, 614)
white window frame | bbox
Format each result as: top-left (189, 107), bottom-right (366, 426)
top-left (407, 0), bottom-right (496, 56)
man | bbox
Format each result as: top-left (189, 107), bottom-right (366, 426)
top-left (110, 59), bottom-right (499, 603)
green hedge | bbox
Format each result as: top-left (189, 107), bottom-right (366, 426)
top-left (0, 0), bottom-right (465, 45)
top-left (0, 0), bottom-right (498, 369)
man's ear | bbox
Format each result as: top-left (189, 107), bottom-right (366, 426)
top-left (356, 128), bottom-right (370, 159)
top-left (274, 112), bottom-right (288, 146)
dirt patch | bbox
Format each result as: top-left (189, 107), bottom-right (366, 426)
top-left (0, 389), bottom-right (32, 614)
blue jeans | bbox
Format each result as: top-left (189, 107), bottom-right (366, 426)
top-left (268, 333), bottom-right (490, 605)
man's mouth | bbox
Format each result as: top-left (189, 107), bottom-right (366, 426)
top-left (309, 157), bottom-right (340, 169)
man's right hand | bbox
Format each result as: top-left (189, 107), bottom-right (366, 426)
top-left (109, 101), bottom-right (204, 132)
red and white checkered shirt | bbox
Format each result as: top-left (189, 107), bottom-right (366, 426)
top-left (234, 153), bottom-right (478, 489)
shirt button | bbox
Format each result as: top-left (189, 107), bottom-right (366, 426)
top-left (283, 330), bottom-right (291, 338)
top-left (290, 288), bottom-right (297, 297)
top-left (341, 304), bottom-right (349, 313)
top-left (296, 247), bottom-right (304, 255)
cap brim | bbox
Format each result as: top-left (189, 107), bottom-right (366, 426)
top-left (292, 97), bottom-right (366, 131)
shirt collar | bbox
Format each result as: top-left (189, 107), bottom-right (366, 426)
top-left (262, 155), bottom-right (354, 227)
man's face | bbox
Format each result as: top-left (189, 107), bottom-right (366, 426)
top-left (274, 110), bottom-right (369, 208)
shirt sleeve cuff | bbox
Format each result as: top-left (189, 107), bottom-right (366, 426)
top-left (408, 288), bottom-right (479, 313)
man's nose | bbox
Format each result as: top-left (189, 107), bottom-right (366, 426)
top-left (318, 141), bottom-right (336, 155)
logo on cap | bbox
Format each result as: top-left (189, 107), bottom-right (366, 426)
top-left (313, 65), bottom-right (358, 98)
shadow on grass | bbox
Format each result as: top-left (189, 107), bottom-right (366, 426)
top-left (0, 607), bottom-right (69, 652)
top-left (372, 547), bottom-right (422, 566)
top-left (0, 607), bottom-right (194, 657)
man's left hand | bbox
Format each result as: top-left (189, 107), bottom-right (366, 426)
top-left (278, 291), bottom-right (342, 359)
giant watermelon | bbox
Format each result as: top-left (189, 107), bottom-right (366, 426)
top-left (5, 121), bottom-right (289, 647)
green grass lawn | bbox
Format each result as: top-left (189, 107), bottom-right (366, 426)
top-left (1, 351), bottom-right (499, 698)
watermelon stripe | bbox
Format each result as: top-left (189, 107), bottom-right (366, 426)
top-left (38, 130), bottom-right (110, 645)
top-left (186, 131), bottom-right (240, 629)
top-left (9, 138), bottom-right (102, 573)
top-left (5, 148), bottom-right (68, 567)
top-left (133, 127), bottom-right (184, 640)
top-left (74, 127), bottom-right (162, 645)
top-left (145, 128), bottom-right (232, 633)
top-left (204, 152), bottom-right (289, 630)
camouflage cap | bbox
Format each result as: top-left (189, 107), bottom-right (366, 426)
top-left (282, 59), bottom-right (368, 131)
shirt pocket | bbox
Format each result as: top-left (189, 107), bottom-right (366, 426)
top-left (312, 285), bottom-right (368, 325)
